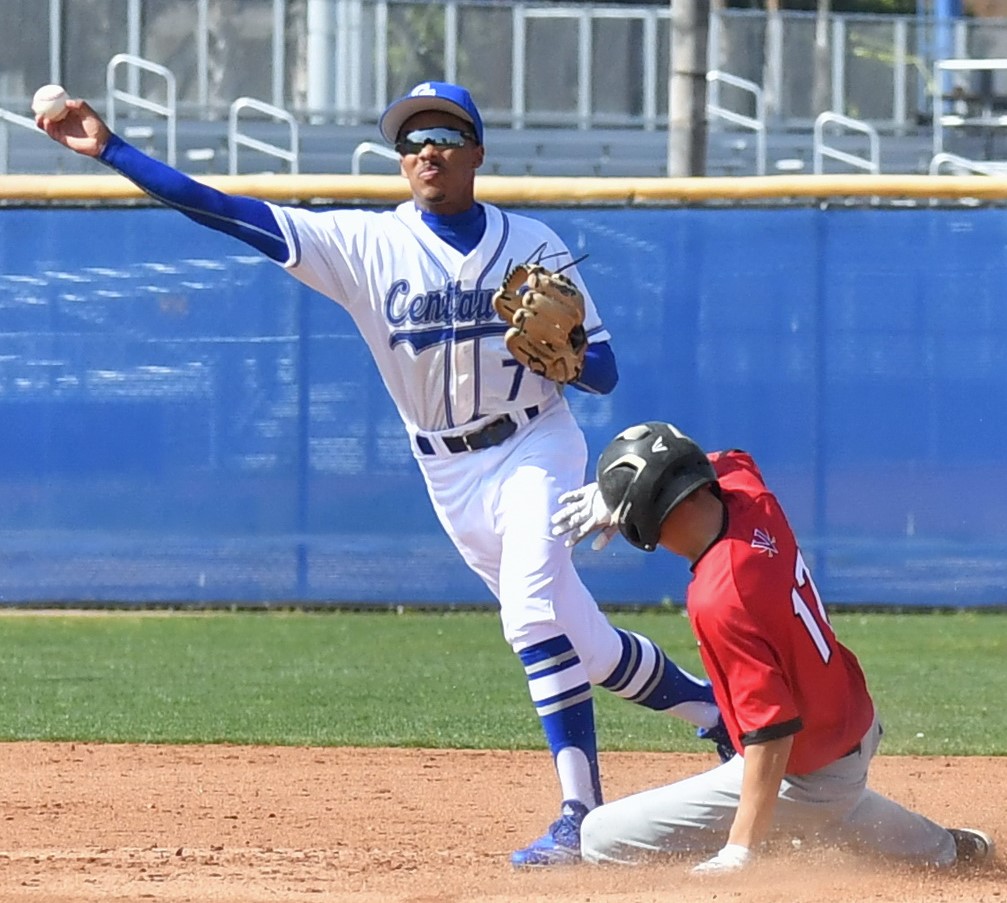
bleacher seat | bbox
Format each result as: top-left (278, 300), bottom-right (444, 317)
top-left (0, 111), bottom-right (955, 179)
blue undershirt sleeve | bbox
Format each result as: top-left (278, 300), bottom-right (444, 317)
top-left (99, 133), bottom-right (289, 263)
top-left (570, 340), bottom-right (618, 395)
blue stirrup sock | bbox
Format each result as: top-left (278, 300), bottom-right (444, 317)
top-left (601, 628), bottom-right (720, 728)
top-left (518, 635), bottom-right (602, 809)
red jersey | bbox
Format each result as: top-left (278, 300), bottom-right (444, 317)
top-left (686, 450), bottom-right (874, 775)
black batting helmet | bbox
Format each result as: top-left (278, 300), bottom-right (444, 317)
top-left (597, 422), bottom-right (717, 552)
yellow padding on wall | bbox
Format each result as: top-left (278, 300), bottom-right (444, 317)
top-left (3, 173), bottom-right (1007, 204)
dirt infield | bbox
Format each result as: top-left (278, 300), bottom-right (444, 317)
top-left (0, 743), bottom-right (1002, 903)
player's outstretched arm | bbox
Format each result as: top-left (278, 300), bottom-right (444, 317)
top-left (37, 95), bottom-right (288, 263)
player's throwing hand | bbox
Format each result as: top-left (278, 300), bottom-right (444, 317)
top-left (35, 96), bottom-right (110, 158)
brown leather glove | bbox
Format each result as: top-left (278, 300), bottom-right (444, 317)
top-left (492, 264), bottom-right (587, 384)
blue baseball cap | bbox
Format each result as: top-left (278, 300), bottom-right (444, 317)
top-left (379, 81), bottom-right (484, 145)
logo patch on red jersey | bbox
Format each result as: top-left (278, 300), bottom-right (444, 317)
top-left (751, 528), bottom-right (778, 557)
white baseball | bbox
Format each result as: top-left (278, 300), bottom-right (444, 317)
top-left (32, 84), bottom-right (69, 121)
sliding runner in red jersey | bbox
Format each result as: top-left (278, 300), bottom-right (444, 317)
top-left (551, 421), bottom-right (994, 874)
top-left (686, 447), bottom-right (872, 778)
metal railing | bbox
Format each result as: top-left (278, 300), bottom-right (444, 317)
top-left (350, 141), bottom-right (398, 175)
top-left (228, 97), bottom-right (300, 175)
top-left (0, 108), bottom-right (40, 174)
top-left (813, 112), bottom-right (880, 174)
top-left (106, 53), bottom-right (177, 167)
top-left (928, 151), bottom-right (1007, 175)
top-left (706, 70), bottom-right (767, 176)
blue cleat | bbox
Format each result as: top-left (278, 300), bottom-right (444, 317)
top-left (511, 800), bottom-right (588, 868)
top-left (697, 717), bottom-right (736, 763)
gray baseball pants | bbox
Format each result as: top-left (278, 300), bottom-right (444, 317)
top-left (580, 713), bottom-right (956, 867)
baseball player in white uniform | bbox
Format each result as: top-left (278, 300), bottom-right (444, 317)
top-left (39, 81), bottom-right (731, 867)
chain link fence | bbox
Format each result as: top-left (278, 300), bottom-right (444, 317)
top-left (4, 1), bottom-right (1007, 130)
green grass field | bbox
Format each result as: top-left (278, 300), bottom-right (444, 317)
top-left (0, 608), bottom-right (1003, 755)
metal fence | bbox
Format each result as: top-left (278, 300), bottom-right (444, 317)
top-left (5, 1), bottom-right (1007, 131)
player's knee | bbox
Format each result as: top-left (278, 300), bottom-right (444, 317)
top-left (582, 654), bottom-right (620, 686)
top-left (579, 806), bottom-right (609, 863)
top-left (580, 805), bottom-right (637, 865)
top-left (499, 611), bottom-right (563, 651)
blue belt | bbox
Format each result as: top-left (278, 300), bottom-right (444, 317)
top-left (417, 405), bottom-right (540, 455)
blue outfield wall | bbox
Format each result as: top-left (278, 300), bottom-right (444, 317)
top-left (0, 204), bottom-right (1005, 607)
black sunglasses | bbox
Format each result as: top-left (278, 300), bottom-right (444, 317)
top-left (394, 126), bottom-right (477, 156)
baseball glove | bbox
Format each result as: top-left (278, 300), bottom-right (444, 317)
top-left (492, 263), bottom-right (587, 384)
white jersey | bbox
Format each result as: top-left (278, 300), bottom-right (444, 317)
top-left (269, 200), bottom-right (609, 440)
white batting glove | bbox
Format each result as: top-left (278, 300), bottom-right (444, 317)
top-left (550, 482), bottom-right (618, 550)
top-left (690, 844), bottom-right (752, 875)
